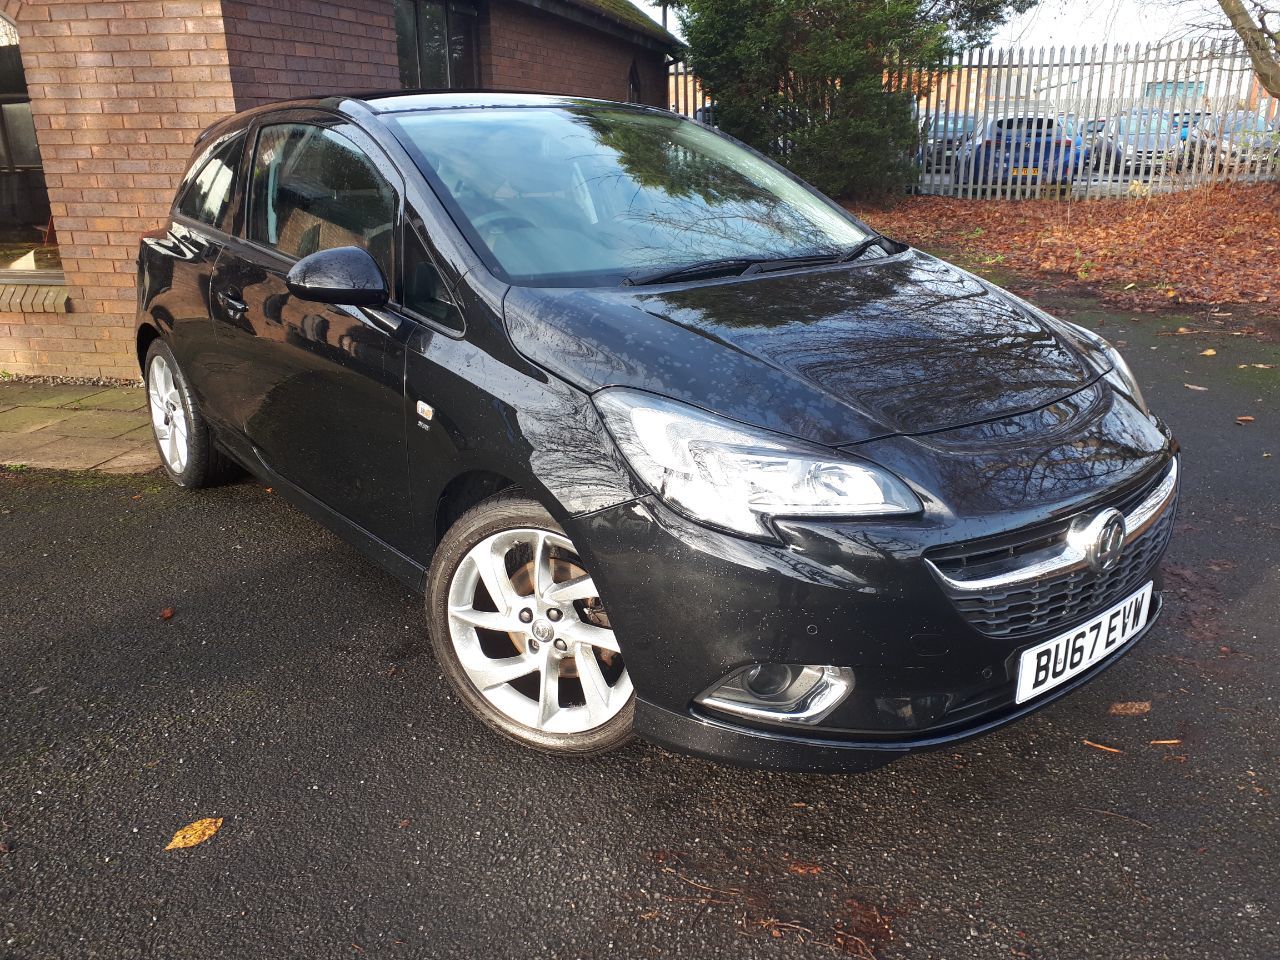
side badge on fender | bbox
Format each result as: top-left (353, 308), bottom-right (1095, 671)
top-left (415, 400), bottom-right (434, 431)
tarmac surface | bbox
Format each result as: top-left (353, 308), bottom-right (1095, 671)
top-left (2, 296), bottom-right (1277, 959)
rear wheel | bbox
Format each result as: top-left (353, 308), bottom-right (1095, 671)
top-left (145, 339), bottom-right (238, 488)
top-left (426, 491), bottom-right (633, 755)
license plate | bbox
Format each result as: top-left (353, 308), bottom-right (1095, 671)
top-left (1015, 582), bottom-right (1153, 704)
top-left (1013, 167), bottom-right (1034, 176)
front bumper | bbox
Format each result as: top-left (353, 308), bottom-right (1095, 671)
top-left (635, 594), bottom-right (1162, 773)
top-left (563, 390), bottom-right (1177, 772)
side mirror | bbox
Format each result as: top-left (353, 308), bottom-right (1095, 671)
top-left (285, 246), bottom-right (388, 308)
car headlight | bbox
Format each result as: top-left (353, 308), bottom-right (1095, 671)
top-left (1065, 323), bottom-right (1148, 413)
top-left (594, 388), bottom-right (922, 539)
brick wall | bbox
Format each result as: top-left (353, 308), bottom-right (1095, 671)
top-left (484, 0), bottom-right (666, 108)
top-left (1, 0), bottom-right (236, 379)
top-left (221, 0), bottom-right (398, 109)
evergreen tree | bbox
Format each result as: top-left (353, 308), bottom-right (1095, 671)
top-left (676, 0), bottom-right (1034, 198)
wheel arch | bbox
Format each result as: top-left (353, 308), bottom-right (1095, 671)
top-left (136, 321), bottom-right (162, 376)
top-left (434, 469), bottom-right (521, 544)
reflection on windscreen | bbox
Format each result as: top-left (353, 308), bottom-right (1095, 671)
top-left (390, 108), bottom-right (867, 286)
top-left (1117, 114), bottom-right (1172, 136)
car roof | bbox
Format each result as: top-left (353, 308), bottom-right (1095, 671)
top-left (357, 90), bottom-right (632, 113)
top-left (242, 90), bottom-right (640, 117)
top-left (193, 90), bottom-right (655, 146)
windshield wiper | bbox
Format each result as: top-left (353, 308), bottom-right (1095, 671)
top-left (620, 236), bottom-right (899, 287)
top-left (837, 234), bottom-right (894, 263)
top-left (739, 252), bottom-right (846, 275)
top-left (621, 258), bottom-right (760, 287)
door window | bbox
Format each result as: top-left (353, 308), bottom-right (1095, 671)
top-left (248, 123), bottom-right (397, 280)
top-left (175, 133), bottom-right (244, 229)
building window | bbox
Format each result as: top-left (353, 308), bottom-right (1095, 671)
top-left (0, 18), bottom-right (59, 277)
top-left (395, 0), bottom-right (479, 90)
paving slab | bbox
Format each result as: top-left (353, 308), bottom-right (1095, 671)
top-left (70, 387), bottom-right (148, 412)
top-left (97, 442), bottom-right (161, 475)
top-left (0, 382), bottom-right (107, 408)
top-left (0, 431), bottom-right (64, 465)
top-left (12, 436), bottom-right (139, 470)
top-left (0, 406), bottom-right (75, 434)
top-left (26, 409), bottom-right (149, 440)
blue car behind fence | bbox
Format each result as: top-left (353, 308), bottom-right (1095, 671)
top-left (953, 115), bottom-right (1079, 190)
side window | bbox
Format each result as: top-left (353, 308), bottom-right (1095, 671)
top-left (175, 133), bottom-right (244, 229)
top-left (248, 123), bottom-right (397, 280)
top-left (402, 224), bottom-right (463, 332)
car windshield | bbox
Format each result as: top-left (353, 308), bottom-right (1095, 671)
top-left (1117, 113), bottom-right (1172, 135)
top-left (1228, 115), bottom-right (1276, 133)
top-left (933, 115), bottom-right (975, 135)
top-left (388, 106), bottom-right (869, 287)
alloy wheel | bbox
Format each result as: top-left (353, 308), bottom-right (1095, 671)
top-left (147, 353), bottom-right (189, 473)
top-left (446, 528), bottom-right (631, 735)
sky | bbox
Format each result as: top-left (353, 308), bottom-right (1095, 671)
top-left (630, 0), bottom-right (1223, 48)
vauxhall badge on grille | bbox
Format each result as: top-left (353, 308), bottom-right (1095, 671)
top-left (1069, 508), bottom-right (1127, 574)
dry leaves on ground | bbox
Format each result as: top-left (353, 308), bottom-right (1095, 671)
top-left (850, 183), bottom-right (1280, 308)
top-left (1109, 701), bottom-right (1152, 716)
top-left (1083, 739), bottom-right (1124, 753)
top-left (165, 817), bottom-right (223, 850)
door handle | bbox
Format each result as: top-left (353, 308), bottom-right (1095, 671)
top-left (216, 290), bottom-right (248, 321)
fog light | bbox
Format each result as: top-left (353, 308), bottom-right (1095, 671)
top-left (742, 663), bottom-right (797, 697)
top-left (695, 664), bottom-right (855, 726)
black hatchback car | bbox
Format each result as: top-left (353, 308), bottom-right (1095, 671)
top-left (136, 92), bottom-right (1178, 772)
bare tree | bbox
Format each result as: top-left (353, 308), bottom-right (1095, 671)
top-left (1217, 0), bottom-right (1280, 95)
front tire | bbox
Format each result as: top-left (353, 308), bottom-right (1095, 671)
top-left (426, 491), bottom-right (634, 756)
top-left (144, 339), bottom-right (237, 488)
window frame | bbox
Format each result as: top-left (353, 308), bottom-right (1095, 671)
top-left (0, 32), bottom-right (61, 282)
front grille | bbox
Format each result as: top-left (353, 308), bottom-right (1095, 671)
top-left (928, 463), bottom-right (1178, 639)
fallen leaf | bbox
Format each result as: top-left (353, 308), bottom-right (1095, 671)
top-left (1083, 739), bottom-right (1124, 754)
top-left (159, 607), bottom-right (176, 621)
top-left (397, 819), bottom-right (411, 829)
top-left (1184, 383), bottom-right (1209, 391)
top-left (1109, 701), bottom-right (1151, 716)
top-left (1237, 416), bottom-right (1256, 424)
top-left (1199, 348), bottom-right (1216, 356)
top-left (788, 862), bottom-right (823, 875)
top-left (264, 487), bottom-right (274, 494)
top-left (164, 817), bottom-right (223, 850)
top-left (1150, 739), bottom-right (1183, 745)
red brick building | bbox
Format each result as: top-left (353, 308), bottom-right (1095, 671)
top-left (0, 0), bottom-right (676, 378)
